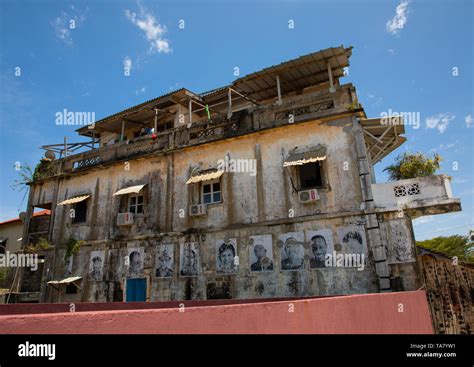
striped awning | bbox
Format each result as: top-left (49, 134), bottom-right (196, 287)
top-left (57, 195), bottom-right (90, 206)
top-left (283, 146), bottom-right (327, 167)
top-left (113, 184), bottom-right (146, 196)
top-left (186, 169), bottom-right (224, 184)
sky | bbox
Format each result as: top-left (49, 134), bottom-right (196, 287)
top-left (0, 0), bottom-right (472, 241)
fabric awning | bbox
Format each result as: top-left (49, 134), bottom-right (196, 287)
top-left (186, 169), bottom-right (224, 184)
top-left (57, 195), bottom-right (90, 206)
top-left (113, 184), bottom-right (146, 196)
top-left (283, 146), bottom-right (327, 167)
top-left (47, 276), bottom-right (82, 285)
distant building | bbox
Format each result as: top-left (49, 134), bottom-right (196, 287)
top-left (16, 46), bottom-right (461, 304)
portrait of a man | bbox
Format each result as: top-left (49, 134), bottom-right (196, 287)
top-left (127, 248), bottom-right (144, 278)
top-left (279, 232), bottom-right (305, 271)
top-left (155, 244), bottom-right (174, 278)
top-left (216, 238), bottom-right (237, 274)
top-left (180, 242), bottom-right (199, 277)
top-left (89, 250), bottom-right (105, 281)
top-left (306, 229), bottom-right (334, 269)
top-left (249, 235), bottom-right (273, 272)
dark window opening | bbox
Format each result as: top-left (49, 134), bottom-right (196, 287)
top-left (299, 162), bottom-right (323, 189)
top-left (72, 200), bottom-right (87, 224)
top-left (156, 121), bottom-right (173, 132)
top-left (65, 283), bottom-right (78, 294)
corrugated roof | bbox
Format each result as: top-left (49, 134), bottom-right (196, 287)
top-left (0, 209), bottom-right (51, 226)
top-left (47, 276), bottom-right (82, 285)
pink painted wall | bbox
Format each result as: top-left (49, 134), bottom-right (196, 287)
top-left (0, 291), bottom-right (433, 334)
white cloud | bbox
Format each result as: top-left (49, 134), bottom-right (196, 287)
top-left (125, 2), bottom-right (171, 54)
top-left (388, 48), bottom-right (396, 56)
top-left (123, 56), bottom-right (132, 71)
top-left (386, 0), bottom-right (410, 35)
top-left (135, 86), bottom-right (146, 95)
top-left (425, 113), bottom-right (455, 134)
top-left (465, 114), bottom-right (473, 128)
top-left (52, 7), bottom-right (87, 45)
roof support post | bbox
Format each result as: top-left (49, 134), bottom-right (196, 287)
top-left (327, 61), bottom-right (335, 93)
top-left (154, 108), bottom-right (159, 132)
top-left (63, 136), bottom-right (67, 157)
top-left (188, 99), bottom-right (193, 124)
top-left (227, 88), bottom-right (233, 119)
top-left (120, 120), bottom-right (126, 142)
top-left (276, 75), bottom-right (282, 105)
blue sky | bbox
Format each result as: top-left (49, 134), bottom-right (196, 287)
top-left (0, 0), bottom-right (472, 240)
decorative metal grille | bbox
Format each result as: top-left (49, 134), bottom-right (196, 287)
top-left (393, 183), bottom-right (421, 197)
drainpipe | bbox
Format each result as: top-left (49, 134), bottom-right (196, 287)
top-left (352, 116), bottom-right (391, 292)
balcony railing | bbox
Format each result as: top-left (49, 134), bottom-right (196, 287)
top-left (33, 86), bottom-right (353, 181)
top-left (371, 175), bottom-right (461, 214)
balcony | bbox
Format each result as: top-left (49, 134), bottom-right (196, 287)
top-left (371, 175), bottom-right (461, 217)
top-left (34, 85), bottom-right (356, 182)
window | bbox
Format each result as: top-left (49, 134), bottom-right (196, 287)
top-left (298, 162), bottom-right (323, 189)
top-left (72, 200), bottom-right (87, 224)
top-left (65, 283), bottom-right (78, 294)
top-left (128, 194), bottom-right (144, 214)
top-left (202, 179), bottom-right (221, 204)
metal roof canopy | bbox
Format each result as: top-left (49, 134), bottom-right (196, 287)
top-left (231, 45), bottom-right (352, 102)
top-left (57, 195), bottom-right (90, 206)
top-left (283, 145), bottom-right (327, 167)
top-left (360, 117), bottom-right (406, 164)
top-left (76, 46), bottom-right (352, 137)
top-left (113, 184), bottom-right (146, 196)
top-left (186, 168), bottom-right (224, 185)
top-left (77, 88), bottom-right (197, 137)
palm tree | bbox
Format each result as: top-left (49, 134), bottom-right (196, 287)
top-left (11, 163), bottom-right (35, 208)
top-left (383, 152), bottom-right (442, 181)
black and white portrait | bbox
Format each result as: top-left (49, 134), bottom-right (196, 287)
top-left (180, 242), bottom-right (200, 277)
top-left (249, 234), bottom-right (274, 272)
top-left (155, 244), bottom-right (174, 278)
top-left (306, 229), bottom-right (334, 269)
top-left (127, 247), bottom-right (144, 278)
top-left (89, 250), bottom-right (105, 281)
top-left (279, 232), bottom-right (305, 271)
top-left (385, 219), bottom-right (415, 264)
top-left (216, 238), bottom-right (237, 274)
top-left (337, 226), bottom-right (367, 254)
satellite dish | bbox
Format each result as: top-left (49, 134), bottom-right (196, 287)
top-left (19, 212), bottom-right (27, 223)
top-left (45, 150), bottom-right (56, 160)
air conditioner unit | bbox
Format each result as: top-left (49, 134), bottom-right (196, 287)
top-left (117, 212), bottom-right (134, 226)
top-left (298, 189), bottom-right (319, 203)
top-left (189, 204), bottom-right (207, 217)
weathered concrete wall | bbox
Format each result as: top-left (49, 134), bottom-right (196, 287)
top-left (0, 291), bottom-right (434, 334)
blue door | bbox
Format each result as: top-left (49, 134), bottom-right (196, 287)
top-left (126, 278), bottom-right (147, 302)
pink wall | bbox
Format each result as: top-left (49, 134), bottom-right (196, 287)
top-left (0, 291), bottom-right (433, 334)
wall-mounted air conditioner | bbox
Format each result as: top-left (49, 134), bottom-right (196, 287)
top-left (117, 212), bottom-right (134, 226)
top-left (189, 204), bottom-right (207, 217)
top-left (298, 189), bottom-right (319, 203)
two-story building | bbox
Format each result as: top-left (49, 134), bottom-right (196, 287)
top-left (15, 45), bottom-right (461, 303)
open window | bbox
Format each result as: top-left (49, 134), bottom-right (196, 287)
top-left (284, 145), bottom-right (327, 191)
top-left (57, 195), bottom-right (90, 224)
